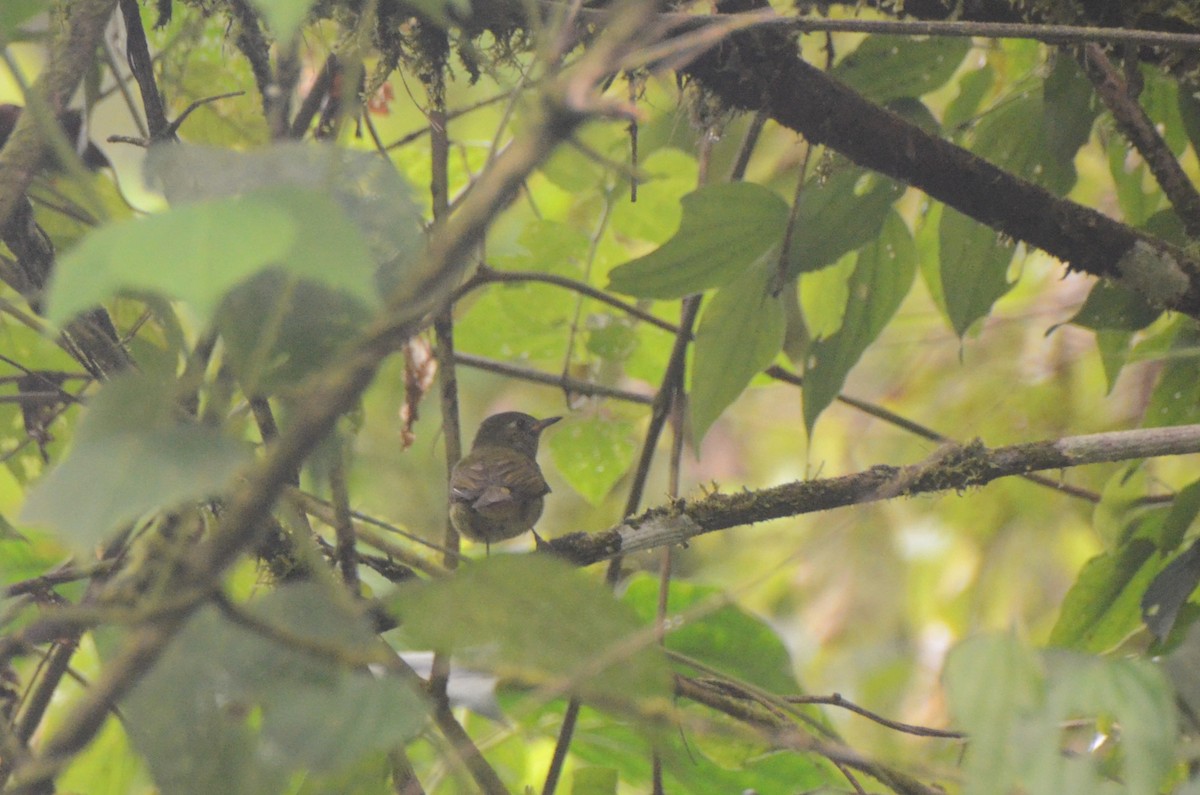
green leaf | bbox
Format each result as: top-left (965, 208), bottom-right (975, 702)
top-left (622, 575), bottom-right (799, 695)
top-left (144, 143), bottom-right (424, 296)
top-left (832, 35), bottom-right (970, 104)
top-left (1040, 654), bottom-right (1176, 795)
top-left (548, 414), bottom-right (638, 505)
top-left (1142, 539), bottom-right (1200, 642)
top-left (606, 183), bottom-right (788, 298)
top-left (608, 149), bottom-right (698, 244)
top-left (248, 0), bottom-right (315, 41)
top-left (785, 166), bottom-right (904, 278)
top-left (943, 633), bottom-right (1044, 795)
top-left (1042, 56), bottom-right (1099, 193)
top-left (938, 207), bottom-right (1014, 336)
top-left (1049, 535), bottom-right (1161, 651)
top-left (123, 582), bottom-right (427, 795)
top-left (0, 0), bottom-right (44, 37)
top-left (689, 261), bottom-right (785, 446)
top-left (20, 373), bottom-right (249, 549)
top-left (944, 65), bottom-right (994, 131)
top-left (48, 189), bottom-right (379, 327)
top-left (1144, 323), bottom-right (1200, 427)
top-left (571, 767), bottom-right (619, 795)
top-left (1067, 281), bottom-right (1161, 332)
top-left (216, 271), bottom-right (369, 394)
top-left (388, 556), bottom-right (672, 709)
top-left (803, 212), bottom-right (916, 432)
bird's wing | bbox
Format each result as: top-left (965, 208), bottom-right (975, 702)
top-left (450, 452), bottom-right (550, 507)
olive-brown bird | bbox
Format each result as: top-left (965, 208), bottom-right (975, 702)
top-left (449, 412), bottom-right (561, 549)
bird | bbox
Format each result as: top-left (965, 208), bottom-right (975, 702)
top-left (449, 412), bottom-right (561, 550)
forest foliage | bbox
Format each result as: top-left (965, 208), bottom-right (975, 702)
top-left (3, 0), bottom-right (1200, 793)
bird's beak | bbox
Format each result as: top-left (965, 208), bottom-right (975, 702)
top-left (535, 416), bottom-right (563, 433)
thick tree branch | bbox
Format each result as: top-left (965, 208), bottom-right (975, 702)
top-left (546, 425), bottom-right (1200, 565)
top-left (678, 6), bottom-right (1200, 318)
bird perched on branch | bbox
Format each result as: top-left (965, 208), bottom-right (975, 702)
top-left (449, 412), bottom-right (561, 550)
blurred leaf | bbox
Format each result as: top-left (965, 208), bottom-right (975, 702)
top-left (145, 143), bottom-right (424, 294)
top-left (1066, 281), bottom-right (1161, 332)
top-left (48, 189), bottom-right (379, 327)
top-left (623, 575), bottom-right (798, 694)
top-left (0, 0), bottom-right (43, 37)
top-left (689, 261), bottom-right (785, 445)
top-left (1094, 329), bottom-right (1134, 394)
top-left (123, 582), bottom-right (427, 795)
top-left (785, 167), bottom-right (903, 278)
top-left (607, 183), bottom-right (788, 298)
top-left (21, 373), bottom-right (249, 549)
top-left (1144, 323), bottom-right (1200, 428)
top-left (57, 714), bottom-right (148, 794)
top-left (944, 633), bottom-right (1044, 795)
top-left (1108, 136), bottom-right (1160, 227)
top-left (548, 414), bottom-right (638, 506)
top-left (944, 65), bottom-right (994, 131)
top-left (1139, 69), bottom-right (1188, 155)
top-left (803, 212), bottom-right (916, 432)
top-left (1039, 653), bottom-right (1176, 795)
top-left (248, 0), bottom-right (315, 40)
top-left (571, 767), bottom-right (618, 795)
top-left (1177, 81), bottom-right (1200, 157)
top-left (1142, 539), bottom-right (1200, 643)
top-left (388, 556), bottom-right (672, 710)
top-left (609, 149), bottom-right (698, 244)
top-left (938, 207), bottom-right (1014, 335)
top-left (833, 35), bottom-right (970, 104)
top-left (216, 271), bottom-right (368, 394)
top-left (1049, 534), bottom-right (1161, 652)
top-left (1042, 56), bottom-right (1099, 193)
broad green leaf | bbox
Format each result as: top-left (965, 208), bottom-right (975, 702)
top-left (217, 271), bottom-right (369, 394)
top-left (1178, 81), bottom-right (1200, 157)
top-left (944, 65), bottom-right (995, 131)
top-left (1049, 534), bottom-right (1161, 651)
top-left (48, 189), bottom-right (378, 327)
top-left (57, 716), bottom-right (149, 794)
top-left (938, 207), bottom-right (1014, 336)
top-left (0, 0), bottom-right (44, 37)
top-left (798, 251), bottom-right (856, 340)
top-left (1067, 281), bottom-right (1161, 332)
top-left (1042, 56), bottom-right (1099, 194)
top-left (1139, 69), bottom-right (1189, 156)
top-left (1094, 329), bottom-right (1134, 394)
top-left (689, 261), bottom-right (785, 446)
top-left (388, 556), bottom-right (672, 709)
top-left (608, 149), bottom-right (698, 244)
top-left (944, 633), bottom-right (1044, 795)
top-left (248, 0), bottom-right (315, 40)
top-left (606, 182), bottom-right (788, 298)
top-left (548, 414), bottom-right (638, 505)
top-left (1144, 323), bottom-right (1200, 427)
top-left (145, 143), bottom-right (424, 293)
top-left (1142, 539), bottom-right (1200, 642)
top-left (20, 373), bottom-right (249, 549)
top-left (1040, 653), bottom-right (1176, 795)
top-left (123, 582), bottom-right (427, 795)
top-left (803, 212), bottom-right (916, 432)
top-left (1108, 135), bottom-right (1161, 227)
top-left (785, 166), bottom-right (904, 278)
top-left (571, 767), bottom-right (618, 795)
top-left (832, 35), bottom-right (970, 104)
top-left (622, 575), bottom-right (799, 695)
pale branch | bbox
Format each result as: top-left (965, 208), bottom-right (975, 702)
top-left (545, 425), bottom-right (1200, 565)
top-left (3, 4), bottom-right (672, 788)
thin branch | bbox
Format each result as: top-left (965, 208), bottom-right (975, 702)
top-left (788, 694), bottom-right (964, 739)
top-left (456, 353), bottom-right (653, 404)
top-left (546, 424), bottom-right (1200, 566)
top-left (1079, 43), bottom-right (1200, 238)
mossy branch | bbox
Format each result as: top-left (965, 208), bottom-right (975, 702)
top-left (546, 425), bottom-right (1200, 565)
